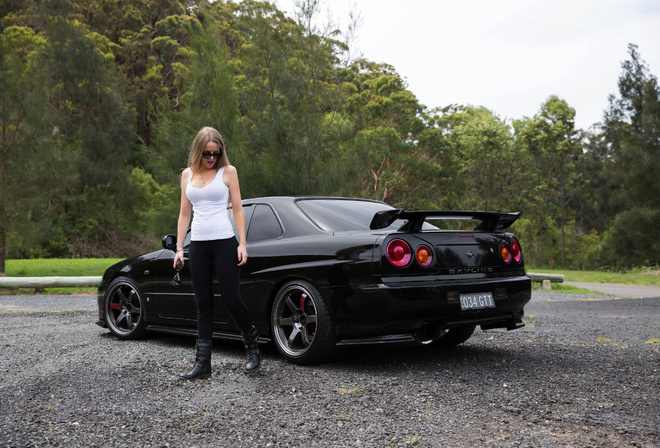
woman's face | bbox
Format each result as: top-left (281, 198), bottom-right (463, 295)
top-left (201, 141), bottom-right (221, 170)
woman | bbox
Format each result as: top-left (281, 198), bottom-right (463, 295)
top-left (173, 126), bottom-right (261, 379)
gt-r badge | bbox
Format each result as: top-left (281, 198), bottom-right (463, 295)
top-left (466, 251), bottom-right (474, 259)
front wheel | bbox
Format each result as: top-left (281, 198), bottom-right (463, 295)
top-left (271, 280), bottom-right (336, 365)
top-left (104, 276), bottom-right (147, 340)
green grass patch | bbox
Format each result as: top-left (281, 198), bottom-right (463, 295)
top-left (0, 287), bottom-right (98, 295)
top-left (4, 258), bottom-right (122, 277)
top-left (527, 266), bottom-right (660, 286)
top-left (532, 282), bottom-right (607, 294)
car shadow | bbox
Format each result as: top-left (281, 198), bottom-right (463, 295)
top-left (99, 329), bottom-right (548, 375)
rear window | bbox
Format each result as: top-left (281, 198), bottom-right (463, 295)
top-left (296, 199), bottom-right (399, 232)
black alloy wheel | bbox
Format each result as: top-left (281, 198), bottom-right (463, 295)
top-left (104, 277), bottom-right (147, 340)
top-left (271, 280), bottom-right (336, 365)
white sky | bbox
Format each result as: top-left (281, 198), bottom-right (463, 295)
top-left (271, 0), bottom-right (660, 131)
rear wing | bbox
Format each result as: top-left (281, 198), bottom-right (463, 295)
top-left (369, 209), bottom-right (521, 232)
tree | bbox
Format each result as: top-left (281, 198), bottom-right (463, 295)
top-left (444, 106), bottom-right (523, 212)
top-left (514, 96), bottom-right (583, 268)
top-left (342, 60), bottom-right (430, 207)
top-left (597, 44), bottom-right (660, 268)
top-left (0, 26), bottom-right (70, 271)
top-left (227, 0), bottom-right (354, 197)
top-left (36, 16), bottom-right (144, 257)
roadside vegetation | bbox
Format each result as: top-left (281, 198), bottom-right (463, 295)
top-left (2, 1), bottom-right (659, 274)
top-left (4, 258), bottom-right (123, 277)
top-left (527, 266), bottom-right (660, 286)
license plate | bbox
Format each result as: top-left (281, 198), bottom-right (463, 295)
top-left (460, 292), bottom-right (495, 311)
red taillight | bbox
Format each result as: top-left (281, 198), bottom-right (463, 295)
top-left (386, 239), bottom-right (412, 268)
top-left (500, 242), bottom-right (512, 264)
top-left (511, 238), bottom-right (522, 263)
top-left (415, 245), bottom-right (433, 267)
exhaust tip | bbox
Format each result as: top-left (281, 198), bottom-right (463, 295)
top-left (414, 323), bottom-right (445, 344)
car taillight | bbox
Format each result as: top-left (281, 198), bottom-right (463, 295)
top-left (500, 242), bottom-right (512, 264)
top-left (415, 245), bottom-right (433, 267)
top-left (511, 237), bottom-right (522, 263)
top-left (386, 239), bottom-right (412, 268)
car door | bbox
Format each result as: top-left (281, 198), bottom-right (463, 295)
top-left (150, 230), bottom-right (234, 329)
top-left (232, 203), bottom-right (284, 328)
top-left (151, 237), bottom-right (197, 327)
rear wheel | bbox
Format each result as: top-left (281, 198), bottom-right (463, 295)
top-left (271, 280), bottom-right (336, 365)
top-left (431, 326), bottom-right (476, 349)
top-left (104, 277), bottom-right (147, 340)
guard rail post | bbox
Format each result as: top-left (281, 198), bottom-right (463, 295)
top-left (526, 273), bottom-right (565, 290)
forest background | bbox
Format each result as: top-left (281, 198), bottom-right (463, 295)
top-left (1, 0), bottom-right (659, 274)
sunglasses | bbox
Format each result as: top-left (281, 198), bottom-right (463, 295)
top-left (202, 151), bottom-right (222, 159)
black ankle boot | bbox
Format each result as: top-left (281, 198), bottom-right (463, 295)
top-left (241, 327), bottom-right (261, 373)
top-left (180, 339), bottom-right (212, 380)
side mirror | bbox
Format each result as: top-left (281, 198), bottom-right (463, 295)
top-left (162, 234), bottom-right (177, 252)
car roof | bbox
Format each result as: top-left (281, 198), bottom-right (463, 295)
top-left (242, 196), bottom-right (386, 205)
top-left (240, 196), bottom-right (391, 237)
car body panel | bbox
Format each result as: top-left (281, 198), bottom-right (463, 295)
top-left (97, 196), bottom-right (531, 360)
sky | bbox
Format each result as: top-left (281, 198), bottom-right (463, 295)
top-left (270, 0), bottom-right (660, 131)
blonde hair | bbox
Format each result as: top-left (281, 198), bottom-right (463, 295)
top-left (188, 127), bottom-right (230, 177)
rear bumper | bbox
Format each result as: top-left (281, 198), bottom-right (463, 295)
top-left (330, 275), bottom-right (532, 339)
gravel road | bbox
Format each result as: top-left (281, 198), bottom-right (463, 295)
top-left (1, 292), bottom-right (658, 448)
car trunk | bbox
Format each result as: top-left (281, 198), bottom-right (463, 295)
top-left (376, 231), bottom-right (519, 277)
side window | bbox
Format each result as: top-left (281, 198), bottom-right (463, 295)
top-left (229, 204), bottom-right (255, 241)
top-left (247, 204), bottom-right (283, 243)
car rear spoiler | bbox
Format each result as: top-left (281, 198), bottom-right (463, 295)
top-left (369, 209), bottom-right (521, 232)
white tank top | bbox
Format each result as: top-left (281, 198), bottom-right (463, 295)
top-left (185, 166), bottom-right (235, 241)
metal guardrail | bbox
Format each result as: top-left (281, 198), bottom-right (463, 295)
top-left (527, 273), bottom-right (564, 283)
top-left (0, 273), bottom-right (562, 289)
top-left (0, 276), bottom-right (102, 288)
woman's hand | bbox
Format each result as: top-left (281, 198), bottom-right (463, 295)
top-left (237, 243), bottom-right (248, 266)
top-left (173, 251), bottom-right (185, 270)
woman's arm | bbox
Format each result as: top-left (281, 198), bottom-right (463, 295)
top-left (224, 165), bottom-right (247, 266)
top-left (174, 168), bottom-right (192, 269)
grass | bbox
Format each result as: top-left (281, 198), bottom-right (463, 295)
top-left (539, 283), bottom-right (595, 294)
top-left (4, 258), bottom-right (123, 277)
top-left (527, 266), bottom-right (660, 286)
top-left (403, 433), bottom-right (420, 445)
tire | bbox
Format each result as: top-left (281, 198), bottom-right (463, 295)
top-left (431, 325), bottom-right (476, 349)
top-left (271, 280), bottom-right (336, 365)
top-left (104, 276), bottom-right (147, 340)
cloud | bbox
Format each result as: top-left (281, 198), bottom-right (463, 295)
top-left (273, 0), bottom-right (660, 129)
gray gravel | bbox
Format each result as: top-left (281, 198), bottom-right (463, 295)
top-left (0, 291), bottom-right (658, 447)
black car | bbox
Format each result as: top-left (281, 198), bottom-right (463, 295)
top-left (97, 196), bottom-right (531, 364)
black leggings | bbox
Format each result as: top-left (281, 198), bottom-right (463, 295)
top-left (188, 238), bottom-right (253, 340)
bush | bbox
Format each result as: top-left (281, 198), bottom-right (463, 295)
top-left (597, 207), bottom-right (660, 269)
